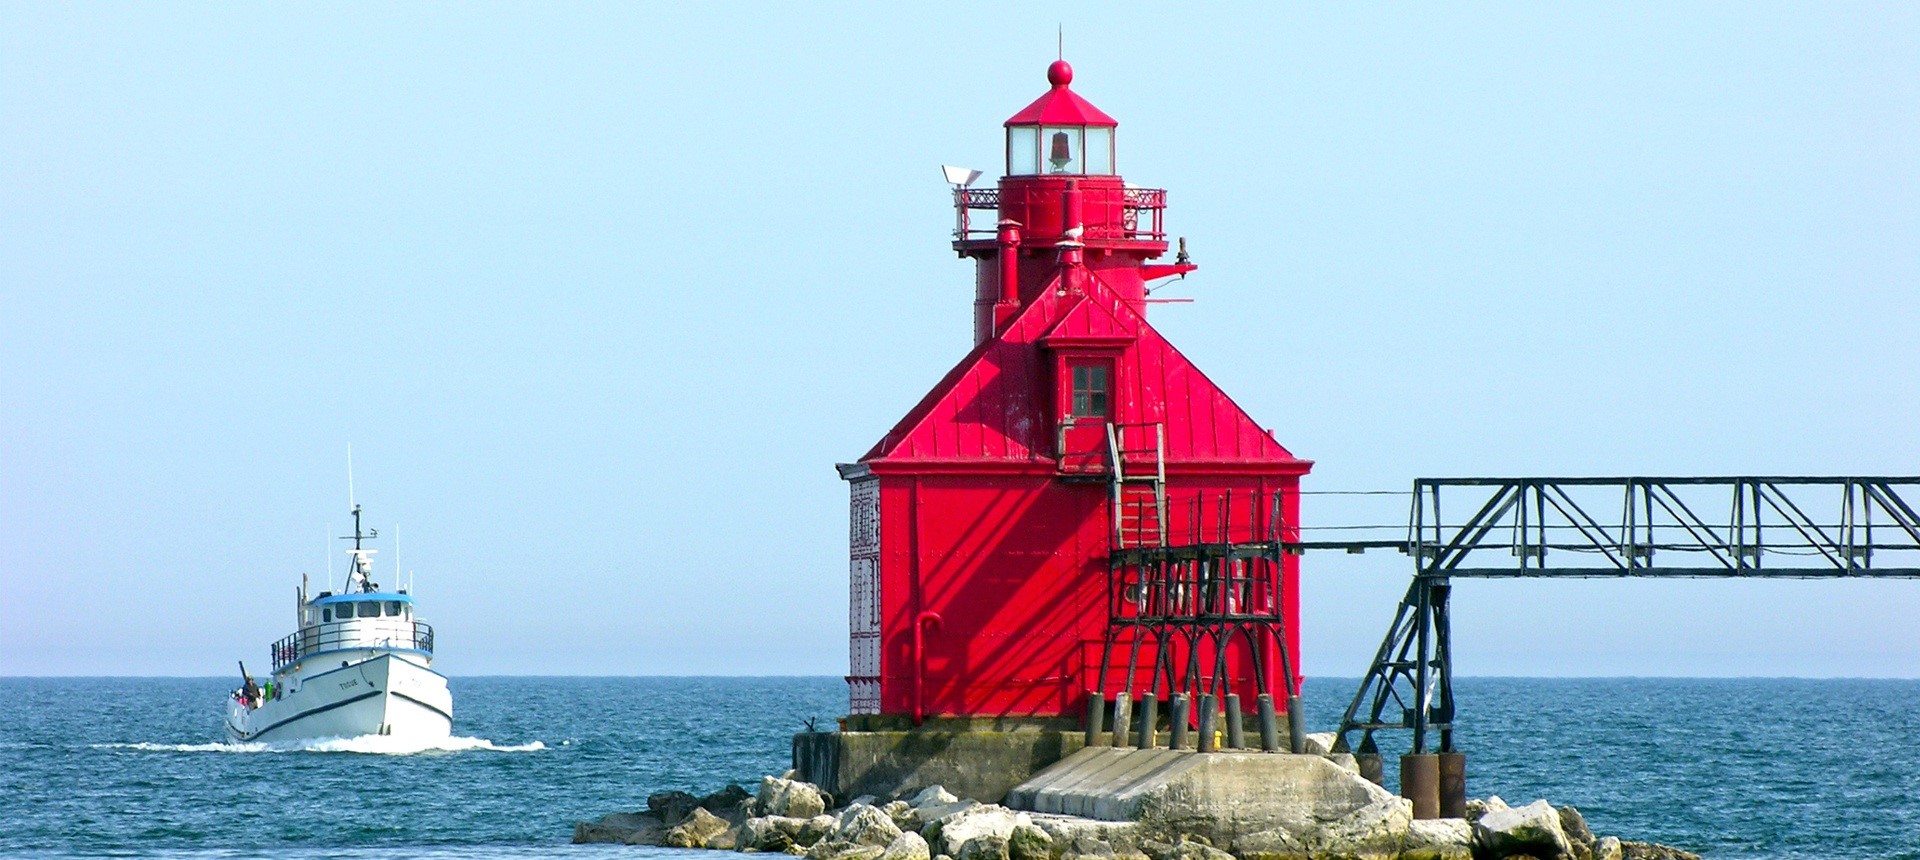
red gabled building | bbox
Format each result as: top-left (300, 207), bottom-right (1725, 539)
top-left (838, 61), bottom-right (1311, 723)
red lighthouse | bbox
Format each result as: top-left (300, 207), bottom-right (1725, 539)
top-left (838, 61), bottom-right (1312, 726)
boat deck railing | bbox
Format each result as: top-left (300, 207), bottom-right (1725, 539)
top-left (270, 621), bottom-right (434, 672)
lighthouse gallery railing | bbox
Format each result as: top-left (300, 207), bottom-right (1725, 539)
top-left (953, 186), bottom-right (1167, 242)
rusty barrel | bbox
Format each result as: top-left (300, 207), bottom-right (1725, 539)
top-left (1439, 751), bottom-right (1467, 818)
top-left (1401, 753), bottom-right (1441, 819)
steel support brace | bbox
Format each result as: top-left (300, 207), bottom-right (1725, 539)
top-left (1335, 576), bottom-right (1453, 755)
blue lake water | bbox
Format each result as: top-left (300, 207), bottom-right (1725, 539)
top-left (0, 676), bottom-right (1914, 859)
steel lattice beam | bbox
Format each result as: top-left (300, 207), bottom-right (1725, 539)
top-left (1335, 476), bottom-right (1920, 757)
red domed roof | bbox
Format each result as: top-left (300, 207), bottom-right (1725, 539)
top-left (1003, 61), bottom-right (1118, 127)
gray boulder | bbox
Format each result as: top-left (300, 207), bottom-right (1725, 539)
top-left (1619, 842), bottom-right (1700, 860)
top-left (954, 836), bottom-right (1009, 860)
top-left (1007, 824), bottom-right (1053, 860)
top-left (739, 817), bottom-right (798, 852)
top-left (884, 800), bottom-right (916, 830)
top-left (1307, 796), bottom-right (1412, 860)
top-left (882, 831), bottom-right (933, 860)
top-left (571, 811), bottom-right (667, 845)
top-left (800, 815), bottom-right (842, 847)
top-left (762, 776), bottom-right (830, 819)
top-left (911, 785), bottom-right (961, 808)
top-left (1058, 834), bottom-right (1119, 860)
top-left (1559, 805), bottom-right (1596, 853)
top-left (840, 804), bottom-right (906, 847)
top-left (1402, 817), bottom-right (1471, 860)
top-left (664, 806), bottom-right (732, 849)
top-left (649, 790), bottom-right (700, 826)
top-left (1473, 799), bottom-right (1572, 860)
top-left (1298, 732), bottom-right (1337, 755)
top-left (931, 805), bottom-right (1030, 860)
top-left (1592, 836), bottom-right (1623, 860)
top-left (703, 784), bottom-right (754, 814)
top-left (759, 814), bottom-right (838, 848)
top-left (808, 841), bottom-right (887, 860)
top-left (911, 799), bottom-right (984, 833)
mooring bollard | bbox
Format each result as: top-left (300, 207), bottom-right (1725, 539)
top-left (1224, 693), bottom-right (1245, 749)
top-left (1196, 694), bottom-right (1217, 752)
top-left (1401, 753), bottom-right (1441, 820)
top-left (1287, 694), bottom-right (1307, 754)
top-left (1169, 694), bottom-right (1191, 750)
top-left (1084, 689), bottom-right (1104, 747)
top-left (1111, 696), bottom-right (1133, 748)
top-left (1439, 751), bottom-right (1467, 818)
top-left (1256, 693), bottom-right (1280, 752)
top-left (1136, 696), bottom-right (1159, 750)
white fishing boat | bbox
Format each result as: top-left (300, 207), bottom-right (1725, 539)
top-left (226, 503), bottom-right (452, 743)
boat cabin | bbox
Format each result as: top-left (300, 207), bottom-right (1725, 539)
top-left (271, 591), bottom-right (433, 673)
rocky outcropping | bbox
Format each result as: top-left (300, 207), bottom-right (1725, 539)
top-left (573, 774), bottom-right (1697, 860)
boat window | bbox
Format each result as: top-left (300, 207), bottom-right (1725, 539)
top-left (358, 602), bottom-right (382, 618)
top-left (385, 601), bottom-right (401, 616)
top-left (322, 607), bottom-right (332, 623)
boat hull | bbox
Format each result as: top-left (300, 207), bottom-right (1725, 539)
top-left (227, 651), bottom-right (451, 743)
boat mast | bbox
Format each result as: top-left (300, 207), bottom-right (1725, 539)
top-left (343, 503), bottom-right (380, 594)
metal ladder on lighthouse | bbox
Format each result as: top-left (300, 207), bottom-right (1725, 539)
top-left (1105, 423), bottom-right (1168, 549)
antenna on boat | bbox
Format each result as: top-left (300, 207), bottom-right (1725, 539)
top-left (326, 523), bottom-right (334, 593)
top-left (347, 444), bottom-right (356, 511)
top-left (393, 522), bottom-right (400, 594)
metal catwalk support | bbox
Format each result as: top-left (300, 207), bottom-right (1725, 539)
top-left (1336, 476), bottom-right (1920, 756)
top-left (1097, 484), bottom-right (1301, 718)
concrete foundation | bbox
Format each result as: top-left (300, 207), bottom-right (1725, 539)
top-left (1003, 746), bottom-right (1398, 846)
top-left (792, 730), bottom-right (1089, 804)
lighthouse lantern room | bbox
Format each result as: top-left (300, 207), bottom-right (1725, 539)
top-left (840, 61), bottom-right (1311, 729)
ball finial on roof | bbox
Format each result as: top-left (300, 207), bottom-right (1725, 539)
top-left (1047, 60), bottom-right (1073, 87)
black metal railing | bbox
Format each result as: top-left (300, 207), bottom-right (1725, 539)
top-left (953, 185), bottom-right (1168, 242)
top-left (270, 621), bottom-right (434, 672)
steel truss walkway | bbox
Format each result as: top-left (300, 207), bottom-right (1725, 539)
top-left (1101, 476), bottom-right (1920, 759)
top-left (1334, 476), bottom-right (1920, 760)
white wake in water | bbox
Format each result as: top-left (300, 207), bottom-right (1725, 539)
top-left (95, 735), bottom-right (545, 755)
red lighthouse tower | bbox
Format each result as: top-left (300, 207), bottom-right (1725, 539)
top-left (838, 61), bottom-right (1311, 727)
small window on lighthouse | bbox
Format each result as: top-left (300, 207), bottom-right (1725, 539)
top-left (1071, 364), bottom-right (1110, 418)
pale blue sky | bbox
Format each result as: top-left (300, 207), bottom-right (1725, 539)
top-left (3, 3), bottom-right (1916, 677)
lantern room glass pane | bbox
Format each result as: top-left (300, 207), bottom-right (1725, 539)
top-left (1085, 127), bottom-right (1113, 174)
top-left (1008, 126), bottom-right (1039, 175)
top-left (1044, 126), bottom-right (1083, 174)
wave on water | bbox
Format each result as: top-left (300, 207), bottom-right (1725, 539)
top-left (93, 736), bottom-right (545, 755)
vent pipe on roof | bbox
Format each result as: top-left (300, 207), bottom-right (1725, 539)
top-left (995, 220), bottom-right (1022, 336)
top-left (1057, 181), bottom-right (1086, 291)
